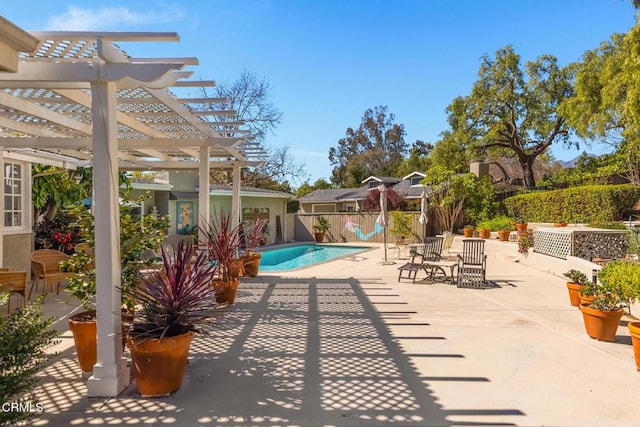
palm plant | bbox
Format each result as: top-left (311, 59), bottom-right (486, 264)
top-left (124, 241), bottom-right (217, 340)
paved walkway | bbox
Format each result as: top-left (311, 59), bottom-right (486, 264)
top-left (24, 238), bottom-right (640, 426)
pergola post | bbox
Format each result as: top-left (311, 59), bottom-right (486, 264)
top-left (231, 163), bottom-right (242, 230)
top-left (87, 80), bottom-right (129, 397)
top-left (198, 146), bottom-right (210, 247)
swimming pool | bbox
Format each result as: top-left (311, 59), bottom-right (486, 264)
top-left (258, 244), bottom-right (371, 272)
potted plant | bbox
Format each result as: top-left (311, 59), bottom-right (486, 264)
top-left (476, 219), bottom-right (492, 239)
top-left (241, 217), bottom-right (267, 277)
top-left (390, 211), bottom-right (414, 244)
top-left (123, 241), bottom-right (217, 397)
top-left (563, 269), bottom-right (589, 307)
top-left (580, 292), bottom-right (625, 342)
top-left (517, 229), bottom-right (534, 257)
top-left (313, 216), bottom-right (331, 243)
top-left (554, 220), bottom-right (568, 227)
top-left (63, 194), bottom-right (169, 375)
top-left (198, 212), bottom-right (243, 305)
top-left (463, 224), bottom-right (475, 238)
top-left (515, 218), bottom-right (528, 234)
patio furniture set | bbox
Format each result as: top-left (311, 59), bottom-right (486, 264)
top-left (398, 235), bottom-right (487, 288)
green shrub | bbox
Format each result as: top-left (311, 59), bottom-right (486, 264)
top-left (504, 184), bottom-right (640, 223)
top-left (598, 260), bottom-right (640, 306)
top-left (390, 211), bottom-right (413, 238)
top-left (586, 221), bottom-right (628, 230)
top-left (0, 295), bottom-right (60, 426)
top-left (478, 215), bottom-right (513, 231)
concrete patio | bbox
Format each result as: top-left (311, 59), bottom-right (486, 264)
top-left (22, 237), bottom-right (640, 426)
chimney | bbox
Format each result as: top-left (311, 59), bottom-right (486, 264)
top-left (470, 161), bottom-right (489, 179)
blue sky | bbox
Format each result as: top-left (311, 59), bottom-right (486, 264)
top-left (3, 1), bottom-right (637, 184)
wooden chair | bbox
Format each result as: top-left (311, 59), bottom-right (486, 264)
top-left (397, 236), bottom-right (444, 283)
top-left (0, 270), bottom-right (27, 313)
top-left (30, 249), bottom-right (71, 299)
top-left (456, 239), bottom-right (487, 288)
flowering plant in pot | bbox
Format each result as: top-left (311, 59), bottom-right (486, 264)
top-left (578, 280), bottom-right (600, 306)
top-left (580, 292), bottom-right (625, 342)
top-left (517, 229), bottom-right (534, 257)
top-left (241, 217), bottom-right (267, 277)
top-left (123, 241), bottom-right (217, 397)
top-left (198, 212), bottom-right (243, 305)
top-left (563, 269), bottom-right (589, 307)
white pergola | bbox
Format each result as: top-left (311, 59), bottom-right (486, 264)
top-left (0, 17), bottom-right (265, 396)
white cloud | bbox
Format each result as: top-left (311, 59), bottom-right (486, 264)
top-left (45, 4), bottom-right (185, 31)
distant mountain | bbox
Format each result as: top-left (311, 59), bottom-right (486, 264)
top-left (557, 154), bottom-right (596, 168)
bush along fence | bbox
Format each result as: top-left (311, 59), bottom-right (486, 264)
top-left (504, 184), bottom-right (640, 223)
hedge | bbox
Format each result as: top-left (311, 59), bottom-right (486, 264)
top-left (503, 184), bottom-right (640, 223)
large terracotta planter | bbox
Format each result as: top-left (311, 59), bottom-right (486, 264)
top-left (68, 310), bottom-right (97, 374)
top-left (498, 230), bottom-right (511, 241)
top-left (566, 282), bottom-right (584, 307)
top-left (242, 253), bottom-right (262, 277)
top-left (628, 322), bottom-right (640, 371)
top-left (127, 331), bottom-right (194, 397)
top-left (515, 223), bottom-right (528, 234)
top-left (213, 278), bottom-right (240, 305)
top-left (230, 258), bottom-right (244, 279)
top-left (314, 232), bottom-right (325, 243)
top-left (463, 227), bottom-right (475, 237)
top-left (580, 304), bottom-right (624, 342)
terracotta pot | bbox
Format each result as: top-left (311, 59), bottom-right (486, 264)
top-left (213, 278), bottom-right (240, 305)
top-left (314, 232), bottom-right (325, 243)
top-left (566, 282), bottom-right (584, 307)
top-left (628, 322), bottom-right (640, 371)
top-left (242, 253), bottom-right (262, 277)
top-left (68, 310), bottom-right (97, 374)
top-left (498, 230), bottom-right (511, 241)
top-left (230, 258), bottom-right (244, 279)
top-left (516, 223), bottom-right (528, 233)
top-left (479, 229), bottom-right (491, 239)
top-left (463, 227), bottom-right (475, 237)
top-left (127, 331), bottom-right (194, 397)
top-left (554, 223), bottom-right (567, 227)
top-left (580, 304), bottom-right (624, 342)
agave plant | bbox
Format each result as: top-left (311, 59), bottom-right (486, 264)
top-left (124, 241), bottom-right (217, 340)
top-left (198, 212), bottom-right (243, 282)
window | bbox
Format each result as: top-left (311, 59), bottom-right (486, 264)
top-left (411, 177), bottom-right (423, 186)
top-left (4, 161), bottom-right (25, 230)
top-left (368, 181), bottom-right (381, 189)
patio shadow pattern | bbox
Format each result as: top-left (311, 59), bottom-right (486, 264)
top-left (32, 276), bottom-right (524, 426)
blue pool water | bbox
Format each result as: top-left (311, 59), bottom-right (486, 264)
top-left (258, 244), bottom-right (370, 272)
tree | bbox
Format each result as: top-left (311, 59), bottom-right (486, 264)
top-left (449, 46), bottom-right (574, 189)
top-left (329, 106), bottom-right (408, 187)
top-left (396, 140), bottom-right (433, 176)
top-left (200, 71), bottom-right (307, 189)
top-left (560, 20), bottom-right (640, 184)
top-left (32, 165), bottom-right (92, 222)
top-left (362, 186), bottom-right (407, 211)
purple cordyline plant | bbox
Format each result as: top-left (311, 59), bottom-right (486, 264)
top-left (198, 212), bottom-right (243, 282)
top-left (124, 241), bottom-right (217, 340)
top-left (244, 217), bottom-right (266, 255)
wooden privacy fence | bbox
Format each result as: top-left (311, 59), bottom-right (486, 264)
top-left (295, 212), bottom-right (438, 244)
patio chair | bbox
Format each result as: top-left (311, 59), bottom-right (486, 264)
top-left (397, 236), bottom-right (444, 283)
top-left (0, 270), bottom-right (27, 313)
top-left (441, 231), bottom-right (456, 259)
top-left (456, 239), bottom-right (487, 288)
top-left (30, 249), bottom-right (71, 299)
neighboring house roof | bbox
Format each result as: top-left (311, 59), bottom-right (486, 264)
top-left (298, 172), bottom-right (432, 204)
top-left (176, 185), bottom-right (293, 200)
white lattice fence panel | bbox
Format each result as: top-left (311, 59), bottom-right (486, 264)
top-left (573, 231), bottom-right (627, 261)
top-left (533, 230), bottom-right (572, 259)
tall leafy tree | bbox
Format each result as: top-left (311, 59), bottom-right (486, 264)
top-left (560, 20), bottom-right (640, 183)
top-left (448, 46), bottom-right (574, 189)
top-left (329, 106), bottom-right (408, 187)
top-left (396, 140), bottom-right (433, 176)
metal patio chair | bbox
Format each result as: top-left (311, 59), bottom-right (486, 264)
top-left (456, 239), bottom-right (487, 288)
